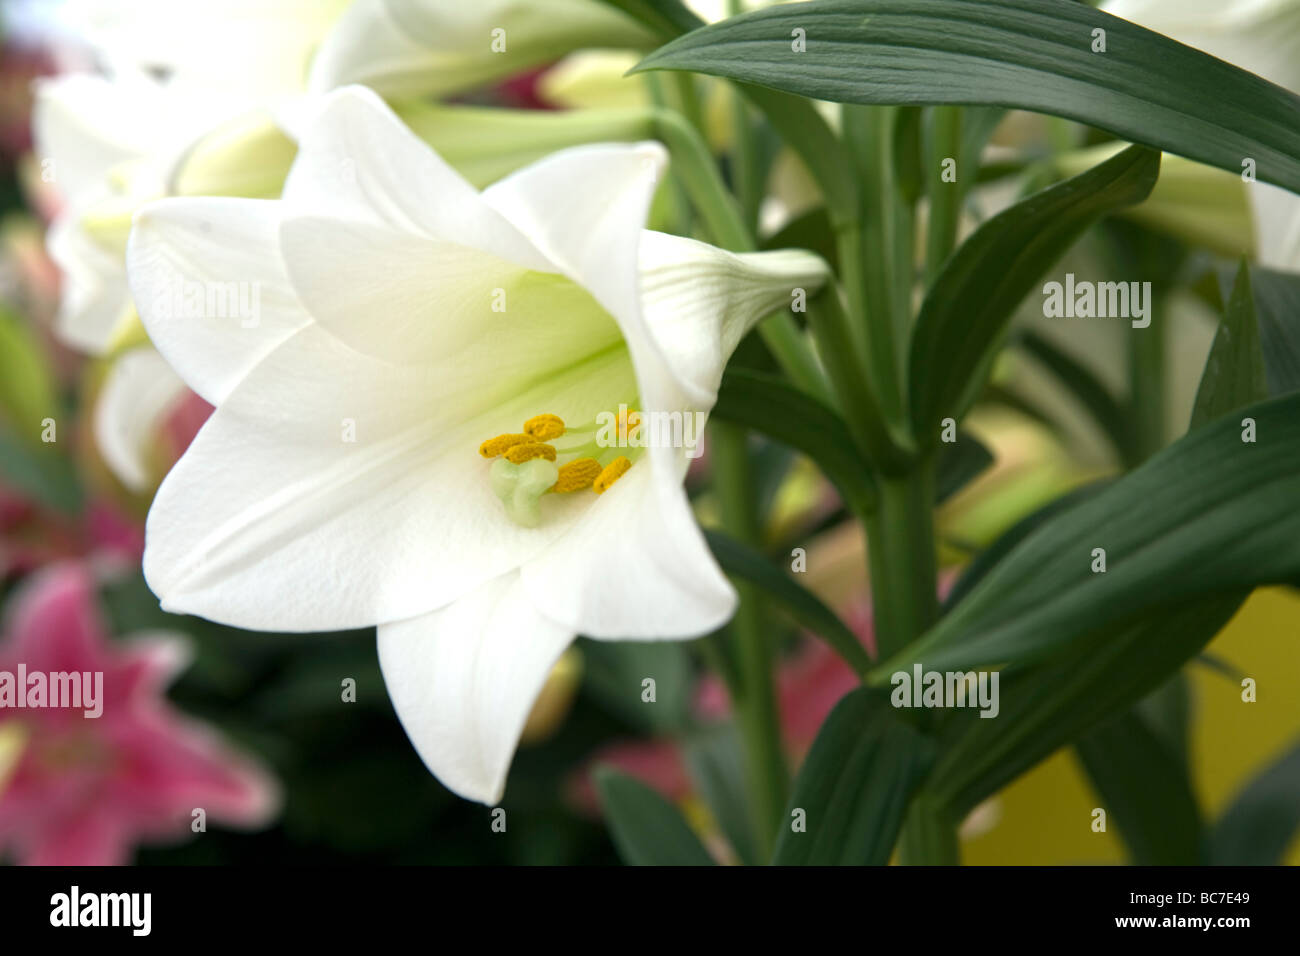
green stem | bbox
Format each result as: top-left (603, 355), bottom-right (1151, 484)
top-left (865, 465), bottom-right (939, 663)
top-left (711, 422), bottom-right (788, 859)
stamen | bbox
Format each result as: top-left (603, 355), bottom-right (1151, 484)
top-left (524, 414), bottom-right (565, 441)
top-left (505, 442), bottom-right (557, 464)
top-left (551, 458), bottom-right (602, 493)
top-left (593, 456), bottom-right (632, 494)
top-left (479, 433), bottom-right (531, 458)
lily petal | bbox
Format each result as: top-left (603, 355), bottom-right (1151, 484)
top-left (127, 196), bottom-right (310, 405)
top-left (377, 571), bottom-right (573, 804)
top-left (93, 346), bottom-right (188, 493)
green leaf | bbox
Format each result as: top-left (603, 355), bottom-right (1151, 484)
top-left (598, 0), bottom-right (702, 40)
top-left (0, 424), bottom-right (83, 514)
top-left (594, 767), bottom-right (716, 865)
top-left (1190, 261), bottom-right (1267, 429)
top-left (935, 430), bottom-right (993, 505)
top-left (873, 391), bottom-right (1300, 679)
top-left (712, 368), bottom-right (877, 516)
top-left (909, 144), bottom-right (1160, 436)
top-left (0, 305), bottom-right (60, 443)
top-left (929, 593), bottom-right (1244, 817)
top-left (1245, 266), bottom-right (1300, 396)
top-left (1018, 332), bottom-right (1132, 464)
top-left (1075, 711), bottom-right (1203, 865)
top-left (1209, 735), bottom-right (1300, 865)
top-left (580, 638), bottom-right (693, 733)
top-left (683, 726), bottom-right (760, 865)
top-left (772, 688), bottom-right (934, 865)
top-left (632, 0), bottom-right (1300, 195)
top-left (705, 529), bottom-right (873, 677)
top-left (760, 206), bottom-right (837, 271)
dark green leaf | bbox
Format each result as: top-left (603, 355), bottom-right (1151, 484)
top-left (1018, 331), bottom-right (1132, 463)
top-left (772, 688), bottom-right (935, 865)
top-left (580, 638), bottom-right (693, 732)
top-left (929, 593), bottom-right (1244, 816)
top-left (594, 767), bottom-right (716, 865)
top-left (683, 726), bottom-right (760, 865)
top-left (1075, 711), bottom-right (1203, 864)
top-left (705, 529), bottom-right (873, 677)
top-left (874, 392), bottom-right (1300, 678)
top-left (713, 368), bottom-right (877, 516)
top-left (1209, 735), bottom-right (1300, 865)
top-left (760, 205), bottom-right (838, 271)
top-left (909, 145), bottom-right (1159, 435)
top-left (1246, 266), bottom-right (1300, 396)
top-left (633, 0), bottom-right (1300, 195)
top-left (1190, 260), bottom-right (1267, 429)
top-left (935, 430), bottom-right (993, 504)
top-left (0, 424), bottom-right (83, 514)
top-left (598, 0), bottom-right (702, 40)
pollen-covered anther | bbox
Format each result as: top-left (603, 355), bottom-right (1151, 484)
top-left (479, 433), bottom-right (531, 458)
top-left (551, 458), bottom-right (602, 493)
top-left (524, 414), bottom-right (565, 441)
top-left (593, 456), bottom-right (632, 494)
top-left (504, 442), bottom-right (558, 465)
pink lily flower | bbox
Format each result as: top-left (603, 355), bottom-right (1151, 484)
top-left (0, 563), bottom-right (277, 865)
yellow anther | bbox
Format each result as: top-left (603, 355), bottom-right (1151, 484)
top-left (551, 458), bottom-right (602, 493)
top-left (479, 433), bottom-right (530, 458)
top-left (505, 442), bottom-right (557, 464)
top-left (593, 456), bottom-right (632, 494)
top-left (524, 414), bottom-right (565, 441)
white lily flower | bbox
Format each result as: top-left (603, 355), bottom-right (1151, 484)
top-left (308, 0), bottom-right (654, 98)
top-left (126, 88), bottom-right (829, 803)
top-left (1103, 0), bottom-right (1300, 270)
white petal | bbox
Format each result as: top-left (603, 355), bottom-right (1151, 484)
top-left (521, 457), bottom-right (736, 639)
top-left (637, 230), bottom-right (830, 408)
top-left (142, 323), bottom-right (633, 631)
top-left (33, 75), bottom-right (157, 198)
top-left (377, 571), bottom-right (573, 804)
top-left (47, 206), bottom-right (133, 355)
top-left (308, 0), bottom-right (652, 99)
top-left (93, 346), bottom-right (188, 492)
top-left (281, 86), bottom-right (549, 270)
top-left (127, 196), bottom-right (310, 405)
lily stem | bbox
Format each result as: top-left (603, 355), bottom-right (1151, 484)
top-left (711, 421), bottom-right (788, 859)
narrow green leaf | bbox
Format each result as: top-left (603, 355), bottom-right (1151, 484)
top-left (935, 430), bottom-right (993, 505)
top-left (873, 392), bottom-right (1300, 679)
top-left (929, 593), bottom-right (1245, 817)
top-left (594, 767), bottom-right (716, 866)
top-left (598, 0), bottom-right (702, 40)
top-left (1245, 266), bottom-right (1300, 396)
top-left (1018, 332), bottom-right (1132, 463)
top-left (772, 688), bottom-right (935, 865)
top-left (1190, 261), bottom-right (1267, 429)
top-left (580, 638), bottom-right (693, 733)
top-left (1075, 711), bottom-right (1203, 865)
top-left (633, 0), bottom-right (1300, 195)
top-left (1209, 735), bottom-right (1300, 865)
top-left (909, 145), bottom-right (1159, 436)
top-left (712, 368), bottom-right (877, 516)
top-left (683, 726), bottom-right (760, 866)
top-left (705, 529), bottom-right (873, 677)
top-left (0, 306), bottom-right (60, 444)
